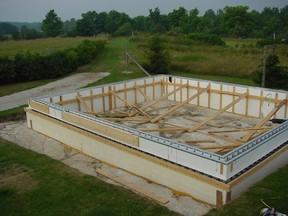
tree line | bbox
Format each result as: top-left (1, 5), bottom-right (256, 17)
top-left (1, 5), bottom-right (288, 40)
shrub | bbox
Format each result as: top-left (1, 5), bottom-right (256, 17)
top-left (0, 40), bottom-right (106, 84)
top-left (144, 35), bottom-right (171, 74)
top-left (183, 33), bottom-right (226, 46)
top-left (253, 54), bottom-right (288, 90)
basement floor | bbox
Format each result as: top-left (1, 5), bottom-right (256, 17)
top-left (97, 100), bottom-right (277, 155)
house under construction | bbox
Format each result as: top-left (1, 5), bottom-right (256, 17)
top-left (25, 75), bottom-right (288, 206)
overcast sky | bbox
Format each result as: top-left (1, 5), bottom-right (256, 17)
top-left (0, 0), bottom-right (287, 22)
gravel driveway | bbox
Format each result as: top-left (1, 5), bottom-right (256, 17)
top-left (0, 72), bottom-right (109, 111)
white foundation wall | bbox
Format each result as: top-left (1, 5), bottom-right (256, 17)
top-left (230, 146), bottom-right (288, 199)
top-left (26, 109), bottom-right (230, 206)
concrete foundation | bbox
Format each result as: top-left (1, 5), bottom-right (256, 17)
top-left (26, 75), bottom-right (288, 206)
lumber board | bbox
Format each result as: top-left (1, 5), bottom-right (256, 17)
top-left (62, 112), bottom-right (139, 147)
top-left (184, 116), bottom-right (222, 128)
top-left (186, 140), bottom-right (215, 144)
top-left (198, 131), bottom-right (244, 145)
top-left (150, 85), bottom-right (210, 123)
top-left (110, 91), bottom-right (151, 118)
top-left (29, 100), bottom-right (49, 114)
top-left (139, 127), bottom-right (190, 133)
top-left (95, 168), bottom-right (169, 204)
top-left (76, 95), bottom-right (93, 114)
top-left (129, 83), bottom-right (189, 117)
top-left (208, 127), bottom-right (273, 134)
top-left (199, 143), bottom-right (242, 150)
top-left (241, 99), bottom-right (287, 142)
top-left (103, 118), bottom-right (150, 122)
top-left (188, 93), bottom-right (248, 132)
top-left (135, 85), bottom-right (157, 108)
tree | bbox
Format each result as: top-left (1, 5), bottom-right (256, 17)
top-left (219, 6), bottom-right (253, 37)
top-left (113, 22), bottom-right (133, 36)
top-left (105, 10), bottom-right (130, 34)
top-left (76, 11), bottom-right (98, 36)
top-left (253, 54), bottom-right (288, 90)
top-left (144, 35), bottom-right (170, 74)
top-left (41, 10), bottom-right (63, 37)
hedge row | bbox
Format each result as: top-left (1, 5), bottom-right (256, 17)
top-left (0, 40), bottom-right (106, 84)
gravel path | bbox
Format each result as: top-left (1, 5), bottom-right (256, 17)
top-left (0, 72), bottom-right (109, 111)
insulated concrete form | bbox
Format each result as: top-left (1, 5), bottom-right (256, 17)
top-left (25, 75), bottom-right (288, 206)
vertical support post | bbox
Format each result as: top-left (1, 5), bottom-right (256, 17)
top-left (262, 46), bottom-right (267, 88)
top-left (126, 43), bottom-right (128, 73)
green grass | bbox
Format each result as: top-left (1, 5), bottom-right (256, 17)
top-left (0, 138), bottom-right (179, 216)
top-left (79, 37), bottom-right (147, 87)
top-left (171, 71), bottom-right (257, 86)
top-left (0, 79), bottom-right (55, 97)
top-left (205, 165), bottom-right (288, 216)
top-left (0, 37), bottom-right (107, 58)
top-left (0, 105), bottom-right (26, 122)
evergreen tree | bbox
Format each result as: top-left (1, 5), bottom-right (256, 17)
top-left (41, 10), bottom-right (63, 37)
top-left (144, 35), bottom-right (170, 74)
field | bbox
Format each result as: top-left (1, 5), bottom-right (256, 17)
top-left (1, 36), bottom-right (288, 215)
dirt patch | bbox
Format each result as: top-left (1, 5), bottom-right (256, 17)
top-left (0, 72), bottom-right (109, 111)
top-left (0, 164), bottom-right (37, 193)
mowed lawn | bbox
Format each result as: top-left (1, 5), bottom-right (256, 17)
top-left (0, 138), bottom-right (179, 216)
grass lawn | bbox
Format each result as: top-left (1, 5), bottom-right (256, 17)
top-left (205, 165), bottom-right (288, 216)
top-left (0, 138), bottom-right (179, 216)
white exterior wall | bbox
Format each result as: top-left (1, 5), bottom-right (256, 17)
top-left (30, 75), bottom-right (288, 182)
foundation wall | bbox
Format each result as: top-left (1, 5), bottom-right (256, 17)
top-left (29, 75), bottom-right (288, 182)
top-left (26, 109), bottom-right (230, 206)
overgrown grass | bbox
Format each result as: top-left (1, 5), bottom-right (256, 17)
top-left (0, 79), bottom-right (55, 97)
top-left (170, 71), bottom-right (257, 86)
top-left (0, 37), bottom-right (108, 58)
top-left (205, 165), bottom-right (288, 216)
top-left (0, 138), bottom-right (179, 216)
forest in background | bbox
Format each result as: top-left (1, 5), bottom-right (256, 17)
top-left (0, 5), bottom-right (288, 40)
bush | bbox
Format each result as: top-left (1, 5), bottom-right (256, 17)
top-left (182, 33), bottom-right (226, 46)
top-left (0, 40), bottom-right (106, 84)
top-left (256, 38), bottom-right (287, 47)
top-left (144, 35), bottom-right (171, 74)
top-left (253, 54), bottom-right (288, 90)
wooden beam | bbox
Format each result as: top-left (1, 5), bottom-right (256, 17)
top-left (198, 131), bottom-right (244, 145)
top-left (186, 140), bottom-right (215, 144)
top-left (95, 168), bottom-right (169, 204)
top-left (135, 85), bottom-right (157, 108)
top-left (110, 91), bottom-right (151, 118)
top-left (150, 85), bottom-right (210, 123)
top-left (188, 93), bottom-right (248, 132)
top-left (199, 143), bottom-right (242, 150)
top-left (184, 116), bottom-right (222, 128)
top-left (104, 118), bottom-right (150, 123)
top-left (241, 99), bottom-right (287, 142)
top-left (129, 83), bottom-right (189, 117)
top-left (76, 95), bottom-right (93, 114)
top-left (208, 127), bottom-right (273, 134)
top-left (139, 127), bottom-right (190, 133)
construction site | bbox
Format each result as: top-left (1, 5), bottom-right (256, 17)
top-left (25, 75), bottom-right (288, 206)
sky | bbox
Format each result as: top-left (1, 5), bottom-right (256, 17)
top-left (0, 0), bottom-right (287, 22)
